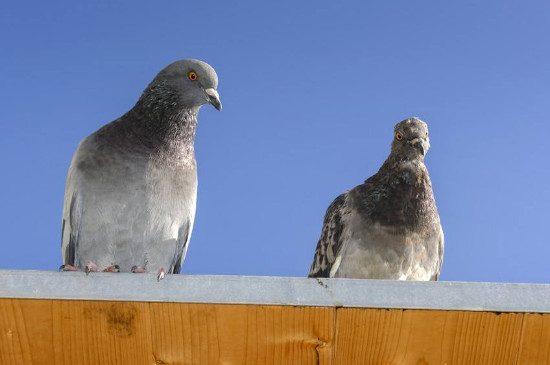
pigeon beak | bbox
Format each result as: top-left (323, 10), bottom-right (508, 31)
top-left (410, 138), bottom-right (427, 156)
top-left (204, 88), bottom-right (222, 111)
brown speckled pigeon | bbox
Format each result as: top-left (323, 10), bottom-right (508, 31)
top-left (308, 117), bottom-right (444, 280)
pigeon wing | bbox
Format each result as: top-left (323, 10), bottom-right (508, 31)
top-left (308, 193), bottom-right (347, 278)
top-left (431, 225), bottom-right (445, 280)
top-left (169, 220), bottom-right (193, 274)
top-left (61, 147), bottom-right (84, 267)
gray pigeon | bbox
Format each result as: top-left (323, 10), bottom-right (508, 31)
top-left (308, 117), bottom-right (443, 280)
top-left (60, 59), bottom-right (221, 280)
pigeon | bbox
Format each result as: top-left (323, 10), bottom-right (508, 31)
top-left (308, 117), bottom-right (443, 280)
top-left (60, 59), bottom-right (222, 280)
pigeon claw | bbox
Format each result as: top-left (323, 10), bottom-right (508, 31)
top-left (157, 267), bottom-right (166, 282)
top-left (131, 266), bottom-right (147, 273)
top-left (59, 264), bottom-right (82, 272)
top-left (85, 261), bottom-right (98, 275)
top-left (102, 265), bottom-right (120, 273)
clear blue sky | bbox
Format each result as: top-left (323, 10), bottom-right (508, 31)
top-left (1, 1), bottom-right (549, 283)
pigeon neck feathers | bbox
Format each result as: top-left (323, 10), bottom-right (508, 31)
top-left (378, 153), bottom-right (427, 186)
top-left (354, 153), bottom-right (436, 230)
top-left (135, 80), bottom-right (199, 125)
top-left (91, 83), bottom-right (198, 166)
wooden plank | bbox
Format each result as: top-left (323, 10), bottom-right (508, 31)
top-left (0, 299), bottom-right (335, 364)
top-left (149, 303), bottom-right (335, 365)
top-left (0, 298), bottom-right (33, 364)
top-left (3, 298), bottom-right (549, 365)
top-left (517, 313), bottom-right (550, 365)
top-left (334, 308), bottom-right (524, 365)
top-left (0, 299), bottom-right (154, 365)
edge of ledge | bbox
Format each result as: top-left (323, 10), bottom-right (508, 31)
top-left (0, 270), bottom-right (549, 313)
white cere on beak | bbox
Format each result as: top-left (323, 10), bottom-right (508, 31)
top-left (205, 88), bottom-right (219, 100)
top-left (204, 88), bottom-right (222, 111)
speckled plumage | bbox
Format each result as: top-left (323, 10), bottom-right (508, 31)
top-left (61, 59), bottom-right (221, 275)
top-left (308, 118), bottom-right (444, 280)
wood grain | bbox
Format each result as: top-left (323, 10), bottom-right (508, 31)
top-left (334, 308), bottom-right (524, 365)
top-left (149, 303), bottom-right (334, 365)
top-left (0, 299), bottom-right (154, 365)
top-left (1, 298), bottom-right (549, 365)
top-left (517, 313), bottom-right (550, 365)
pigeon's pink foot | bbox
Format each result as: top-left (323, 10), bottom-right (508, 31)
top-left (131, 266), bottom-right (147, 273)
top-left (85, 261), bottom-right (98, 275)
top-left (157, 267), bottom-right (166, 281)
top-left (59, 264), bottom-right (82, 272)
top-left (102, 265), bottom-right (120, 273)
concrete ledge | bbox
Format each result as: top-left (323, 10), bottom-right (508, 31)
top-left (0, 270), bottom-right (548, 313)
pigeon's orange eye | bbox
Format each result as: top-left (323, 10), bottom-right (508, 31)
top-left (188, 71), bottom-right (198, 81)
top-left (395, 132), bottom-right (403, 141)
top-left (425, 131), bottom-right (429, 137)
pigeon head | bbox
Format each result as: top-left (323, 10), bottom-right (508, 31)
top-left (146, 58), bottom-right (222, 111)
top-left (390, 117), bottom-right (430, 159)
